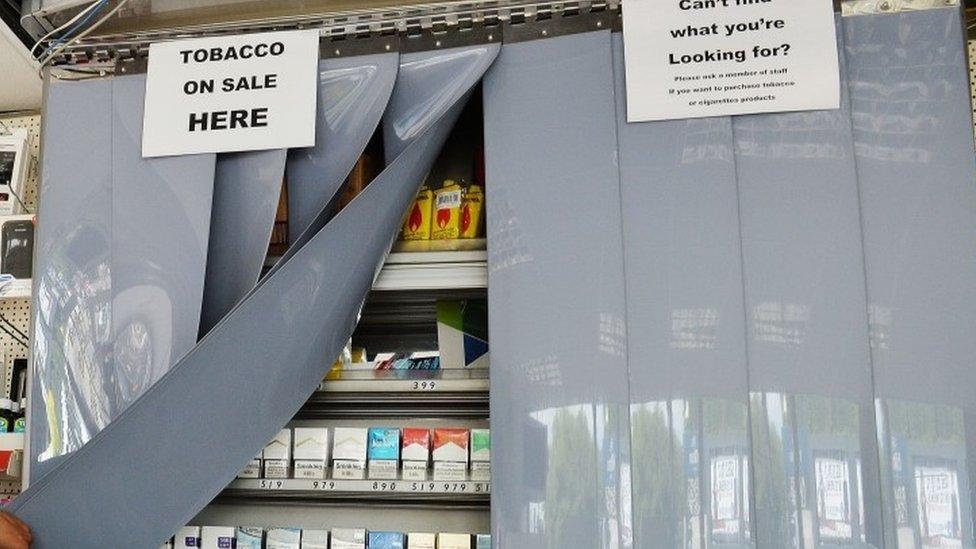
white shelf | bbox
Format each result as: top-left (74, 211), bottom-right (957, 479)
top-left (266, 251), bottom-right (488, 292)
top-left (373, 251), bottom-right (487, 292)
top-left (229, 478), bottom-right (490, 495)
top-left (319, 369), bottom-right (489, 394)
top-left (0, 280), bottom-right (30, 300)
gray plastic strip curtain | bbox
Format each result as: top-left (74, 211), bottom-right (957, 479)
top-left (484, 30), bottom-right (632, 549)
top-left (611, 33), bottom-right (754, 549)
top-left (734, 18), bottom-right (883, 547)
top-left (846, 8), bottom-right (976, 548)
top-left (30, 73), bottom-right (217, 484)
top-left (286, 54), bottom-right (399, 244)
top-left (203, 53), bottom-right (400, 336)
top-left (29, 77), bottom-right (113, 482)
top-left (16, 45), bottom-right (497, 547)
top-left (200, 149), bottom-right (287, 336)
top-left (485, 5), bottom-right (976, 548)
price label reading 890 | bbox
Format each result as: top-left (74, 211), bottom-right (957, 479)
top-left (371, 481), bottom-right (398, 492)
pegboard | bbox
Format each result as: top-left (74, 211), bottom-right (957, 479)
top-left (0, 113), bottom-right (38, 494)
top-left (970, 40), bottom-right (976, 141)
top-left (0, 114), bottom-right (39, 401)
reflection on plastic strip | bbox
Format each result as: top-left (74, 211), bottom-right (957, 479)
top-left (13, 46), bottom-right (496, 548)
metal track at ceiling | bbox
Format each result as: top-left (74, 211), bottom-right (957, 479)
top-left (30, 0), bottom-right (975, 69)
top-left (45, 0), bottom-right (616, 68)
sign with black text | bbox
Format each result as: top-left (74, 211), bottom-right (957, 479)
top-left (142, 29), bottom-right (319, 157)
top-left (622, 0), bottom-right (839, 122)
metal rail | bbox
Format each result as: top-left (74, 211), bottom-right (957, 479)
top-left (48, 0), bottom-right (617, 68)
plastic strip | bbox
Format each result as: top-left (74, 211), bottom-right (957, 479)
top-left (29, 77), bottom-right (114, 483)
top-left (384, 45), bottom-right (501, 160)
top-left (734, 17), bottom-right (883, 547)
top-left (278, 45), bottom-right (499, 270)
top-left (29, 74), bottom-right (217, 484)
top-left (844, 7), bottom-right (976, 547)
top-left (286, 54), bottom-right (399, 244)
top-left (610, 33), bottom-right (754, 549)
top-left (12, 48), bottom-right (495, 548)
top-left (200, 149), bottom-right (287, 336)
top-left (111, 73), bottom-right (216, 406)
top-left (483, 31), bottom-right (631, 548)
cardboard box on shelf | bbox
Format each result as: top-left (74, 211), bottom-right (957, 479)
top-left (470, 429), bottom-right (490, 481)
top-left (201, 526), bottom-right (236, 549)
top-left (406, 533), bottom-right (436, 549)
top-left (266, 528), bottom-right (301, 549)
top-left (263, 429), bottom-right (291, 479)
top-left (331, 528), bottom-right (366, 549)
top-left (300, 529), bottom-right (329, 549)
top-left (368, 427), bottom-right (401, 480)
top-left (236, 527), bottom-right (263, 549)
top-left (436, 300), bottom-right (488, 369)
top-left (368, 531), bottom-right (405, 549)
top-left (433, 428), bottom-right (469, 481)
top-left (402, 428), bottom-right (430, 481)
top-left (293, 427), bottom-right (330, 479)
top-left (174, 526), bottom-right (200, 549)
top-left (437, 533), bottom-right (471, 549)
top-left (332, 427), bottom-right (367, 479)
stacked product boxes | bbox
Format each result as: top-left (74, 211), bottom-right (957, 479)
top-left (239, 427), bottom-right (490, 482)
top-left (164, 526), bottom-right (490, 549)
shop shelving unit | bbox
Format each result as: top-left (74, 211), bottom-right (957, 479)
top-left (193, 248), bottom-right (491, 535)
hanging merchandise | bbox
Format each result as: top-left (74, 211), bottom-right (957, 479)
top-left (0, 215), bottom-right (34, 280)
top-left (0, 129), bottom-right (29, 216)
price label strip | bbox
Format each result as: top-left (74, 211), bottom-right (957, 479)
top-left (233, 478), bottom-right (490, 494)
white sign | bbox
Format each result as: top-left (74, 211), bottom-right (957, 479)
top-left (142, 29), bottom-right (319, 157)
top-left (622, 0), bottom-right (839, 122)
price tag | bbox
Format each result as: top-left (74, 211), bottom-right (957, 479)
top-left (409, 482), bottom-right (438, 493)
top-left (258, 479), bottom-right (284, 490)
top-left (311, 480), bottom-right (336, 491)
top-left (371, 481), bottom-right (398, 492)
top-left (411, 380), bottom-right (438, 391)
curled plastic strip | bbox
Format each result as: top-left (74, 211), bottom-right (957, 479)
top-left (285, 54), bottom-right (399, 245)
top-left (12, 45), bottom-right (497, 548)
top-left (200, 149), bottom-right (287, 337)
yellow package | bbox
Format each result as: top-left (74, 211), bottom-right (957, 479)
top-left (432, 180), bottom-right (463, 240)
top-left (460, 184), bottom-right (484, 239)
top-left (402, 186), bottom-right (433, 240)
